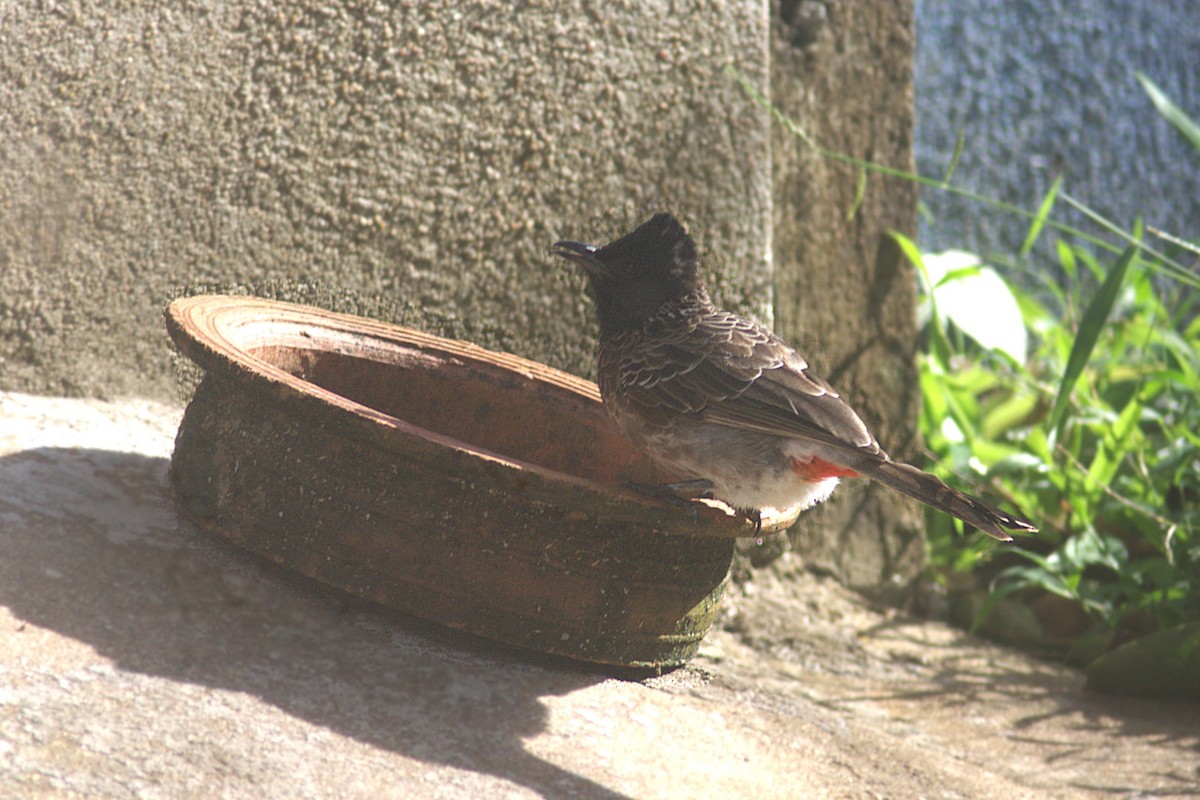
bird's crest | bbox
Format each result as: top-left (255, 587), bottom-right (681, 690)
top-left (594, 212), bottom-right (700, 288)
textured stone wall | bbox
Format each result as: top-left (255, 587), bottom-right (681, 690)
top-left (915, 0), bottom-right (1200, 258)
top-left (0, 1), bottom-right (771, 397)
top-left (770, 0), bottom-right (923, 598)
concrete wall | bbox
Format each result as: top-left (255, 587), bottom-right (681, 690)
top-left (915, 0), bottom-right (1200, 259)
top-left (770, 1), bottom-right (924, 598)
top-left (0, 1), bottom-right (772, 397)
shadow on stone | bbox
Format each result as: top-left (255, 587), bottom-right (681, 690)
top-left (0, 445), bottom-right (635, 799)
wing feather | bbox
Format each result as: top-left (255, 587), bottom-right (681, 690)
top-left (608, 306), bottom-right (878, 453)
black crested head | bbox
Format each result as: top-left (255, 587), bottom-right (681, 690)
top-left (552, 213), bottom-right (703, 337)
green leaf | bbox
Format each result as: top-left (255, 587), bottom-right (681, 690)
top-left (1075, 246), bottom-right (1105, 283)
top-left (1084, 383), bottom-right (1147, 503)
top-left (1137, 71), bottom-right (1200, 155)
top-left (982, 392), bottom-right (1040, 439)
top-left (933, 264), bottom-right (983, 289)
top-left (893, 231), bottom-right (954, 366)
top-left (892, 230), bottom-right (927, 283)
top-left (1047, 245), bottom-right (1139, 442)
top-left (923, 251), bottom-right (1029, 363)
top-left (1062, 529), bottom-right (1127, 574)
top-left (1023, 427), bottom-right (1054, 465)
top-left (1020, 176), bottom-right (1062, 258)
top-left (988, 452), bottom-right (1048, 475)
top-left (1057, 240), bottom-right (1078, 283)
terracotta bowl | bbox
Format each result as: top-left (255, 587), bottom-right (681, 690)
top-left (165, 295), bottom-right (798, 668)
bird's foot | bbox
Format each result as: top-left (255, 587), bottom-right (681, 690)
top-left (739, 508), bottom-right (763, 535)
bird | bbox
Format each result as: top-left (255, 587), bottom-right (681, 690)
top-left (552, 212), bottom-right (1036, 541)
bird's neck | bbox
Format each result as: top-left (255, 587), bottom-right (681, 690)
top-left (596, 287), bottom-right (714, 340)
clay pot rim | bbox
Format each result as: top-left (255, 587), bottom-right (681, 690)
top-left (165, 294), bottom-right (798, 537)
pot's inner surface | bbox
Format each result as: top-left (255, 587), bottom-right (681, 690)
top-left (249, 341), bottom-right (657, 488)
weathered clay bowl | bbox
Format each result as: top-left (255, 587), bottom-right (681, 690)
top-left (165, 295), bottom-right (798, 668)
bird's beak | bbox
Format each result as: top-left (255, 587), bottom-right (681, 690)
top-left (552, 240), bottom-right (609, 278)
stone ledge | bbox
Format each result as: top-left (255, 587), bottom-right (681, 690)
top-left (0, 392), bottom-right (1192, 798)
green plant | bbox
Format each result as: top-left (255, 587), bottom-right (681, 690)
top-left (898, 73), bottom-right (1200, 663)
top-left (734, 65), bottom-right (1200, 682)
top-left (905, 228), bottom-right (1200, 656)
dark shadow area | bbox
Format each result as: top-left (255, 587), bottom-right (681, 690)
top-left (0, 446), bottom-right (636, 799)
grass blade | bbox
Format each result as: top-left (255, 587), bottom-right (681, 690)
top-left (1148, 225), bottom-right (1200, 257)
top-left (1047, 245), bottom-right (1139, 441)
top-left (1083, 383), bottom-right (1148, 514)
top-left (892, 230), bottom-right (954, 366)
top-left (1020, 176), bottom-right (1062, 258)
top-left (1061, 192), bottom-right (1199, 289)
top-left (847, 167), bottom-right (868, 221)
top-left (728, 65), bottom-right (1199, 285)
top-left (1137, 71), bottom-right (1200, 155)
top-left (943, 130), bottom-right (965, 185)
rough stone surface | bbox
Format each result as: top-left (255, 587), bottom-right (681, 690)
top-left (770, 0), bottom-right (925, 599)
top-left (0, 1), bottom-right (771, 398)
top-left (915, 0), bottom-right (1200, 258)
top-left (2, 392), bottom-right (1196, 799)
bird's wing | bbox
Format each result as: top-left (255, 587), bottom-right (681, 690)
top-left (609, 305), bottom-right (1039, 540)
top-left (611, 309), bottom-right (879, 454)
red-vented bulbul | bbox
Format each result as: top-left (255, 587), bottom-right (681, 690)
top-left (553, 212), bottom-right (1036, 541)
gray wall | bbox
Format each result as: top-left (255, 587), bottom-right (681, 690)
top-left (0, 2), bottom-right (772, 398)
top-left (915, 0), bottom-right (1200, 261)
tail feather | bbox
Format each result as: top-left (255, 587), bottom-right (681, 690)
top-left (857, 459), bottom-right (1037, 542)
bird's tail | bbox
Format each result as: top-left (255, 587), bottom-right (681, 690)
top-left (856, 459), bottom-right (1037, 542)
